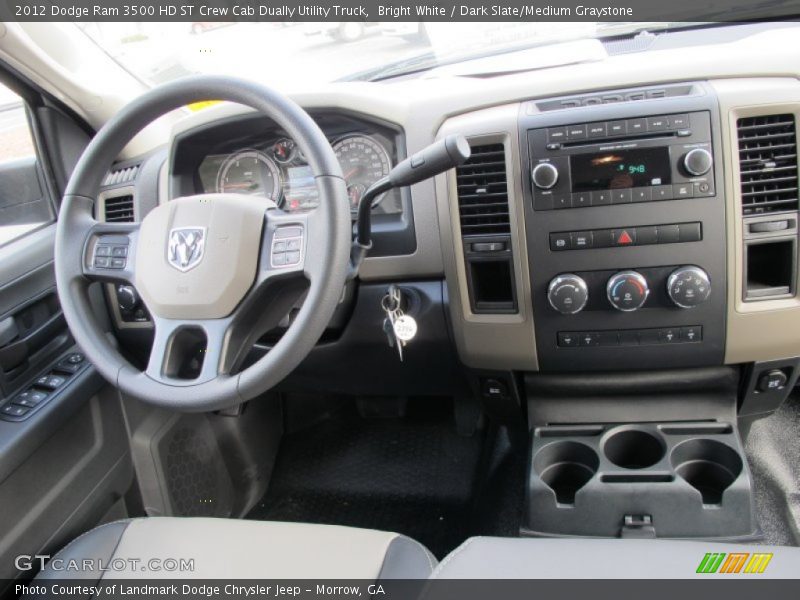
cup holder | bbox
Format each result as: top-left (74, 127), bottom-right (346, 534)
top-left (603, 428), bottom-right (666, 469)
top-left (671, 439), bottom-right (743, 505)
top-left (534, 441), bottom-right (599, 504)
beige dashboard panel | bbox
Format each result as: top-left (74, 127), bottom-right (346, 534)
top-left (710, 78), bottom-right (800, 364)
top-left (436, 104), bottom-right (538, 371)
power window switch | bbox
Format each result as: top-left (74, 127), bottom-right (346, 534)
top-left (13, 390), bottom-right (48, 408)
top-left (1, 404), bottom-right (29, 418)
top-left (34, 374), bottom-right (67, 390)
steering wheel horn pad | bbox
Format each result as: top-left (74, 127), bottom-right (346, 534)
top-left (136, 194), bottom-right (268, 320)
top-left (54, 76), bottom-right (351, 411)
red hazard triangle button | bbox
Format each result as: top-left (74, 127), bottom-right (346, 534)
top-left (616, 230), bottom-right (634, 245)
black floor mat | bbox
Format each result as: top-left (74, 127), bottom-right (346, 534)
top-left (745, 392), bottom-right (800, 546)
top-left (247, 401), bottom-right (485, 558)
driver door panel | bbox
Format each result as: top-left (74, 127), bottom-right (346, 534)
top-left (0, 74), bottom-right (134, 593)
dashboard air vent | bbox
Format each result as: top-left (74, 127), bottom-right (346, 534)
top-left (737, 114), bottom-right (798, 215)
top-left (102, 164), bottom-right (140, 187)
top-left (103, 195), bottom-right (134, 222)
top-left (456, 143), bottom-right (510, 235)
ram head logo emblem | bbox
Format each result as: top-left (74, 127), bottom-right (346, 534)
top-left (167, 227), bottom-right (206, 272)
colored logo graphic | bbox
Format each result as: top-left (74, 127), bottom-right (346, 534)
top-left (697, 552), bottom-right (773, 574)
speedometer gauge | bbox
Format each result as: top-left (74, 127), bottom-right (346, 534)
top-left (216, 150), bottom-right (282, 202)
top-left (333, 135), bottom-right (392, 211)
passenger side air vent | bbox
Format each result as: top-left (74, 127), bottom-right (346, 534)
top-left (102, 164), bottom-right (140, 187)
top-left (103, 194), bottom-right (134, 222)
top-left (737, 114), bottom-right (798, 215)
top-left (456, 143), bottom-right (510, 235)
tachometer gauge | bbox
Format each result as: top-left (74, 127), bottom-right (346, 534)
top-left (272, 138), bottom-right (297, 164)
top-left (333, 135), bottom-right (392, 211)
top-left (216, 150), bottom-right (282, 202)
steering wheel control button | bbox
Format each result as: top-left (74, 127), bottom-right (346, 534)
top-left (548, 274), bottom-right (589, 315)
top-left (757, 369), bottom-right (789, 393)
top-left (271, 226), bottom-right (304, 269)
top-left (607, 271), bottom-right (649, 312)
top-left (95, 245), bottom-right (111, 257)
top-left (94, 256), bottom-right (110, 268)
top-left (667, 266), bottom-right (711, 308)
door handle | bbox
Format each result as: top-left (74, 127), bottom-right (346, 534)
top-left (0, 312), bottom-right (66, 372)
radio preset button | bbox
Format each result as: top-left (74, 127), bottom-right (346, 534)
top-left (591, 190), bottom-right (611, 205)
top-left (553, 195), bottom-right (571, 209)
top-left (611, 189), bottom-right (632, 204)
top-left (631, 187), bottom-right (652, 202)
top-left (572, 192), bottom-right (591, 207)
top-left (652, 185), bottom-right (674, 201)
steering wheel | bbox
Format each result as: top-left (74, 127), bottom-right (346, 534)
top-left (55, 76), bottom-right (351, 411)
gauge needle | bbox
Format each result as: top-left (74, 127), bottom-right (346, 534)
top-left (344, 167), bottom-right (360, 179)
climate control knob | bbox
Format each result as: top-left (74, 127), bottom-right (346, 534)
top-left (667, 266), bottom-right (711, 308)
top-left (683, 148), bottom-right (713, 176)
top-left (548, 274), bottom-right (589, 315)
top-left (532, 162), bottom-right (559, 189)
top-left (607, 271), bottom-right (649, 312)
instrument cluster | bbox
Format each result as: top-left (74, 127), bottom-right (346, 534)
top-left (197, 132), bottom-right (402, 215)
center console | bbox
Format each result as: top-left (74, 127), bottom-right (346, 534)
top-left (519, 87), bottom-right (727, 371)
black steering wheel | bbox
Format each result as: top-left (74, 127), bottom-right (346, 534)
top-left (55, 76), bottom-right (351, 411)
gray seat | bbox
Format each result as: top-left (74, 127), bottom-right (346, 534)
top-left (432, 537), bottom-right (800, 578)
top-left (35, 518), bottom-right (436, 581)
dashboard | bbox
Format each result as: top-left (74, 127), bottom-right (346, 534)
top-left (102, 23), bottom-right (800, 380)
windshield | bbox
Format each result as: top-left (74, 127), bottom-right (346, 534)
top-left (76, 21), bottom-right (695, 86)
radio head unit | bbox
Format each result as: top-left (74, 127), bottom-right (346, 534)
top-left (529, 111), bottom-right (714, 210)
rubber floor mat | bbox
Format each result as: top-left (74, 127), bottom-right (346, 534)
top-left (247, 404), bottom-right (484, 558)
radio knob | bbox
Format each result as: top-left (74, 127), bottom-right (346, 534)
top-left (607, 271), bottom-right (649, 312)
top-left (667, 266), bottom-right (711, 308)
top-left (548, 274), bottom-right (589, 315)
top-left (532, 162), bottom-right (559, 190)
top-left (683, 148), bottom-right (713, 176)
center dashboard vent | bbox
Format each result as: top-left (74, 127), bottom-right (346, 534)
top-left (737, 114), bottom-right (798, 215)
top-left (455, 143), bottom-right (510, 236)
top-left (103, 195), bottom-right (134, 222)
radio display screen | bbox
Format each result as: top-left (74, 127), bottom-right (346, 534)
top-left (570, 147), bottom-right (671, 192)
